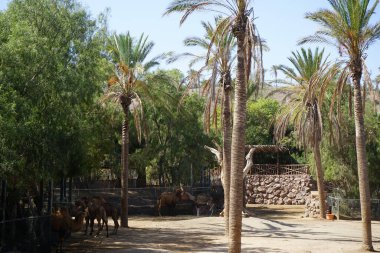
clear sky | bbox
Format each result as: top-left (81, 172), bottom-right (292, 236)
top-left (1, 0), bottom-right (380, 80)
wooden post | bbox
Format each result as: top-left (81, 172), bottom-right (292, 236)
top-left (190, 164), bottom-right (193, 187)
top-left (68, 178), bottom-right (73, 203)
top-left (47, 180), bottom-right (53, 215)
top-left (276, 150), bottom-right (280, 175)
top-left (59, 178), bottom-right (64, 202)
top-left (38, 179), bottom-right (44, 215)
top-left (1, 180), bottom-right (6, 221)
top-left (63, 178), bottom-right (67, 201)
top-left (1, 180), bottom-right (6, 252)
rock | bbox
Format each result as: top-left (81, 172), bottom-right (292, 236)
top-left (245, 174), bottom-right (313, 205)
top-left (256, 198), bottom-right (263, 204)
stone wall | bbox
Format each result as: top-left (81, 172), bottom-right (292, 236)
top-left (245, 174), bottom-right (313, 205)
top-left (304, 191), bottom-right (323, 218)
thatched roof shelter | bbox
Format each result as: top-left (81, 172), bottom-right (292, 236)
top-left (245, 145), bottom-right (289, 154)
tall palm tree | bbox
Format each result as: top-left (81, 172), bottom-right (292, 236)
top-left (165, 2), bottom-right (263, 250)
top-left (105, 32), bottom-right (161, 227)
top-left (174, 17), bottom-right (236, 235)
top-left (272, 47), bottom-right (339, 219)
top-left (300, 0), bottom-right (380, 250)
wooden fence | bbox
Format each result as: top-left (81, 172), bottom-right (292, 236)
top-left (248, 164), bottom-right (309, 175)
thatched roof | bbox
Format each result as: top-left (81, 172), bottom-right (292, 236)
top-left (245, 145), bottom-right (289, 154)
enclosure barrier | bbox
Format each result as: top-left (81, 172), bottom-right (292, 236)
top-left (327, 196), bottom-right (380, 220)
top-left (248, 164), bottom-right (309, 175)
top-left (0, 185), bottom-right (217, 252)
top-left (0, 215), bottom-right (51, 252)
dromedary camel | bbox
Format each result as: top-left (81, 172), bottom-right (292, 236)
top-left (204, 145), bottom-right (255, 217)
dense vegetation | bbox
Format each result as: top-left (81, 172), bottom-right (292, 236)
top-left (0, 0), bottom-right (379, 250)
top-left (0, 0), bottom-right (379, 199)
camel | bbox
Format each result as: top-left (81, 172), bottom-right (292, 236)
top-left (180, 188), bottom-right (214, 216)
top-left (157, 188), bottom-right (183, 216)
top-left (76, 196), bottom-right (119, 236)
top-left (102, 202), bottom-right (120, 235)
top-left (83, 197), bottom-right (108, 237)
top-left (204, 145), bottom-right (255, 217)
top-left (51, 207), bottom-right (86, 253)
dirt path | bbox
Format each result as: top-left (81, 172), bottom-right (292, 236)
top-left (64, 205), bottom-right (380, 252)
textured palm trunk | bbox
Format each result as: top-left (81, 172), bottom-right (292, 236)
top-left (351, 67), bottom-right (373, 251)
top-left (313, 141), bottom-right (326, 219)
top-left (229, 15), bottom-right (247, 253)
top-left (222, 73), bottom-right (232, 236)
top-left (120, 114), bottom-right (129, 228)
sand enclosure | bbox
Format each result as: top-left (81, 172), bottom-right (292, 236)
top-left (65, 205), bottom-right (380, 253)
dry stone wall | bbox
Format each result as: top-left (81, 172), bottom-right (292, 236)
top-left (245, 174), bottom-right (314, 205)
top-left (304, 191), bottom-right (323, 218)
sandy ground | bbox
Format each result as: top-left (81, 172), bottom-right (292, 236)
top-left (64, 205), bottom-right (380, 253)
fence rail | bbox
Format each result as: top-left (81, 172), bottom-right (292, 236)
top-left (0, 215), bottom-right (51, 252)
top-left (327, 196), bottom-right (380, 220)
top-left (0, 185), bottom-right (218, 252)
top-left (248, 164), bottom-right (309, 175)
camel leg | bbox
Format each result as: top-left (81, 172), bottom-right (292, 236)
top-left (113, 218), bottom-right (119, 234)
top-left (104, 218), bottom-right (109, 237)
top-left (89, 218), bottom-right (94, 235)
top-left (84, 216), bottom-right (89, 235)
top-left (209, 203), bottom-right (215, 216)
top-left (158, 201), bottom-right (162, 216)
top-left (96, 217), bottom-right (102, 236)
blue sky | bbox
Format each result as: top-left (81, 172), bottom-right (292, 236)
top-left (1, 0), bottom-right (380, 80)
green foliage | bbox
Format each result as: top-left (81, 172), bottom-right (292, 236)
top-left (315, 90), bottom-right (380, 197)
top-left (246, 98), bottom-right (279, 145)
top-left (127, 69), bottom-right (216, 186)
top-left (0, 0), bottom-right (112, 185)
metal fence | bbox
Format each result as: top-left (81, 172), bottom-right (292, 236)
top-left (0, 215), bottom-right (52, 253)
top-left (327, 196), bottom-right (380, 220)
top-left (53, 185), bottom-right (218, 215)
top-left (0, 185), bottom-right (218, 252)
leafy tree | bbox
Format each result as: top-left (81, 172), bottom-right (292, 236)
top-left (300, 0), bottom-right (380, 249)
top-left (246, 98), bottom-right (279, 145)
top-left (0, 0), bottom-right (110, 192)
top-left (135, 69), bottom-right (216, 186)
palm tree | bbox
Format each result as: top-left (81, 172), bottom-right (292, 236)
top-left (173, 17), bottom-right (236, 235)
top-left (165, 2), bottom-right (263, 250)
top-left (300, 0), bottom-right (380, 250)
top-left (272, 47), bottom-right (339, 219)
top-left (105, 32), bottom-right (161, 227)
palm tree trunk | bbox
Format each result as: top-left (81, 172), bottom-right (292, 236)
top-left (229, 15), bottom-right (247, 253)
top-left (313, 141), bottom-right (326, 219)
top-left (121, 115), bottom-right (129, 228)
top-left (352, 70), bottom-right (373, 251)
top-left (222, 74), bottom-right (232, 236)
